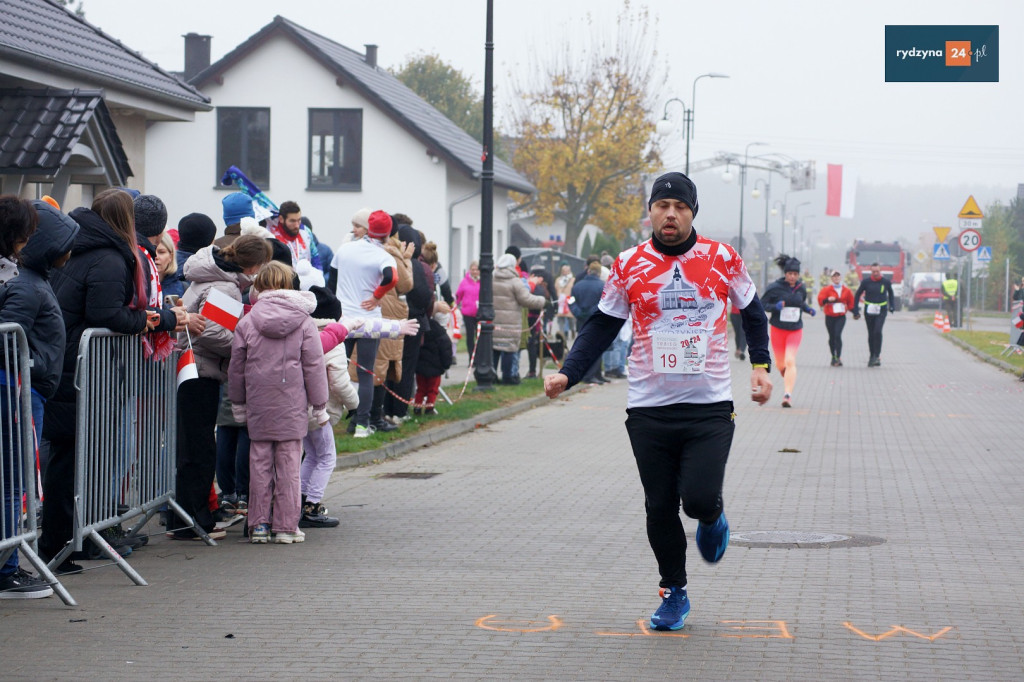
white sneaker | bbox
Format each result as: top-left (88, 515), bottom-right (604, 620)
top-left (274, 530), bottom-right (305, 544)
top-left (353, 424), bottom-right (375, 439)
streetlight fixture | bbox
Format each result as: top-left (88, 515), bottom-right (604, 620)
top-left (737, 141), bottom-right (767, 257)
top-left (656, 72), bottom-right (729, 175)
top-left (687, 72), bottom-right (729, 175)
top-left (474, 0), bottom-right (498, 390)
top-left (752, 178), bottom-right (771, 289)
top-left (793, 201), bottom-right (813, 260)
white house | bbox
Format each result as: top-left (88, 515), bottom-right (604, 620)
top-left (0, 0), bottom-right (211, 206)
top-left (145, 16), bottom-right (534, 279)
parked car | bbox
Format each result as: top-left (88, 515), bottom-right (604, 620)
top-left (906, 272), bottom-right (945, 310)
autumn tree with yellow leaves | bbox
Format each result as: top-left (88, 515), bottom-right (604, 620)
top-left (507, 4), bottom-right (664, 254)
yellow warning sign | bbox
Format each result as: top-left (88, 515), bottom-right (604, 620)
top-left (933, 226), bottom-right (951, 243)
top-left (958, 196), bottom-right (984, 219)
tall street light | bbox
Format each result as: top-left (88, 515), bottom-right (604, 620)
top-left (687, 73), bottom-right (729, 175)
top-left (474, 0), bottom-right (497, 390)
top-left (793, 201), bottom-right (813, 260)
top-left (770, 200), bottom-right (784, 254)
top-left (655, 72), bottom-right (728, 175)
top-left (752, 178), bottom-right (771, 289)
top-left (737, 141), bottom-right (767, 257)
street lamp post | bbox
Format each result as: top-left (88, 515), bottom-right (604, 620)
top-left (656, 73), bottom-right (728, 175)
top-left (737, 141), bottom-right (767, 257)
top-left (752, 178), bottom-right (770, 289)
top-left (474, 0), bottom-right (498, 390)
top-left (793, 201), bottom-right (813, 262)
top-left (770, 200), bottom-right (784, 254)
top-left (687, 73), bottom-right (729, 175)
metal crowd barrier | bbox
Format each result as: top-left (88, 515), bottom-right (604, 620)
top-left (47, 329), bottom-right (210, 587)
top-left (0, 323), bottom-right (74, 605)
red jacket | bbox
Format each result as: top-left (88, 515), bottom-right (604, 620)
top-left (817, 284), bottom-right (854, 317)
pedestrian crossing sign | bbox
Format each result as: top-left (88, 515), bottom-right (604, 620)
top-left (976, 245), bottom-right (992, 262)
top-left (933, 243), bottom-right (950, 260)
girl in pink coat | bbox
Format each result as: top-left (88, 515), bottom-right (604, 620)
top-left (229, 261), bottom-right (329, 544)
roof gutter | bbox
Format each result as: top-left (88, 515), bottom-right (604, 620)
top-left (449, 188), bottom-right (482, 270)
top-left (0, 45), bottom-right (213, 112)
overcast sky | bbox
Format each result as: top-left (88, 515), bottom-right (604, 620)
top-left (78, 0), bottom-right (1021, 193)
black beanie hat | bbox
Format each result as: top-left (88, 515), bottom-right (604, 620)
top-left (133, 194), bottom-right (168, 238)
top-left (177, 213), bottom-right (217, 253)
top-left (648, 172), bottom-right (699, 216)
top-left (268, 237), bottom-right (292, 265)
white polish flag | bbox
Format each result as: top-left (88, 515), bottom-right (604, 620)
top-left (826, 164), bottom-right (857, 219)
top-left (176, 348), bottom-right (198, 388)
top-left (201, 288), bottom-right (244, 331)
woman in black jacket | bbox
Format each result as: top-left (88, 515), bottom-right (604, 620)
top-left (759, 254), bottom-right (816, 408)
top-left (39, 189), bottom-right (163, 573)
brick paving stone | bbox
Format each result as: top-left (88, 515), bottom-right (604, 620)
top-left (1, 314), bottom-right (1022, 680)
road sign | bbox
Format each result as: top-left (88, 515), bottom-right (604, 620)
top-left (976, 245), bottom-right (992, 262)
top-left (933, 226), bottom-right (951, 242)
top-left (915, 250), bottom-right (927, 263)
top-left (959, 218), bottom-right (982, 230)
top-left (933, 243), bottom-right (950, 260)
top-left (958, 229), bottom-right (981, 252)
top-left (958, 195), bottom-right (984, 220)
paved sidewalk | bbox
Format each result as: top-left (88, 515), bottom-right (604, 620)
top-left (3, 313), bottom-right (1023, 680)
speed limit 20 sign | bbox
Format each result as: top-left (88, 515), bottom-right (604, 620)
top-left (958, 229), bottom-right (981, 252)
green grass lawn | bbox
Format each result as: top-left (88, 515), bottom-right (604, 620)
top-left (332, 376), bottom-right (547, 453)
top-left (948, 329), bottom-right (1024, 371)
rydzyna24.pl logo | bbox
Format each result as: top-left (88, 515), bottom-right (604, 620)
top-left (885, 25), bottom-right (998, 82)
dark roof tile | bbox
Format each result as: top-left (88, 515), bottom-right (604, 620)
top-left (0, 0), bottom-right (210, 110)
top-left (0, 87), bottom-right (131, 179)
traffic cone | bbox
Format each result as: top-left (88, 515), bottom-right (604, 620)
top-left (933, 311), bottom-right (943, 330)
top-left (942, 314), bottom-right (951, 333)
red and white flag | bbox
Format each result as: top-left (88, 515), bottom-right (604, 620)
top-left (176, 348), bottom-right (198, 388)
top-left (201, 288), bottom-right (244, 331)
top-left (826, 164), bottom-right (857, 219)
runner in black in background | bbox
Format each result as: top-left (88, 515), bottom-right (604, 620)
top-left (852, 262), bottom-right (895, 367)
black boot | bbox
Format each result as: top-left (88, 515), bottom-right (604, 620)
top-left (299, 501), bottom-right (340, 528)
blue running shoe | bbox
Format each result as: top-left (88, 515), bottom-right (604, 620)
top-left (696, 511), bottom-right (729, 563)
top-left (650, 586), bottom-right (690, 631)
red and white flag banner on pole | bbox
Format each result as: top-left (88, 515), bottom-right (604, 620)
top-left (201, 288), bottom-right (244, 331)
top-left (826, 164), bottom-right (857, 219)
top-left (176, 348), bottom-right (198, 388)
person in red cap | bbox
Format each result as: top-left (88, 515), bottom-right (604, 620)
top-left (329, 210), bottom-right (398, 437)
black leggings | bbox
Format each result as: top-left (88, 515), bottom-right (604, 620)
top-left (864, 310), bottom-right (887, 358)
top-left (624, 402), bottom-right (734, 589)
top-left (825, 315), bottom-right (846, 358)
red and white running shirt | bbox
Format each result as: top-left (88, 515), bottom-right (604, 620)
top-left (598, 236), bottom-right (756, 408)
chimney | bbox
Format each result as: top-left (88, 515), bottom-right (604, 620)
top-left (364, 44), bottom-right (378, 68)
top-left (183, 33), bottom-right (212, 81)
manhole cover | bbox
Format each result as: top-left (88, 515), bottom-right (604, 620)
top-left (730, 531), bottom-right (885, 549)
top-left (377, 472), bottom-right (440, 479)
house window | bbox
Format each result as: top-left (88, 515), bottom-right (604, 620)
top-left (308, 109), bottom-right (362, 191)
top-left (216, 107), bottom-right (270, 188)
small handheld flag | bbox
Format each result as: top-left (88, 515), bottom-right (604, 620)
top-left (176, 348), bottom-right (198, 387)
top-left (201, 288), bottom-right (244, 331)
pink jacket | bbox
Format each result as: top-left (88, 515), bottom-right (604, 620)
top-left (455, 272), bottom-right (480, 317)
top-left (228, 289), bottom-right (329, 441)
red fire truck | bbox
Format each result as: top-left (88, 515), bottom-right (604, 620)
top-left (845, 240), bottom-right (909, 311)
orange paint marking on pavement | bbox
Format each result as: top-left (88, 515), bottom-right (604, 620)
top-left (475, 615), bottom-right (563, 632)
top-left (596, 619), bottom-right (689, 638)
top-left (842, 623), bottom-right (954, 642)
top-left (719, 620), bottom-right (794, 639)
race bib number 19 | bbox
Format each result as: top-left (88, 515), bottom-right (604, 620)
top-left (652, 333), bottom-right (707, 374)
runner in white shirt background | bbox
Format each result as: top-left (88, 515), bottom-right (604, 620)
top-left (328, 210), bottom-right (398, 438)
top-left (544, 172), bottom-right (773, 632)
